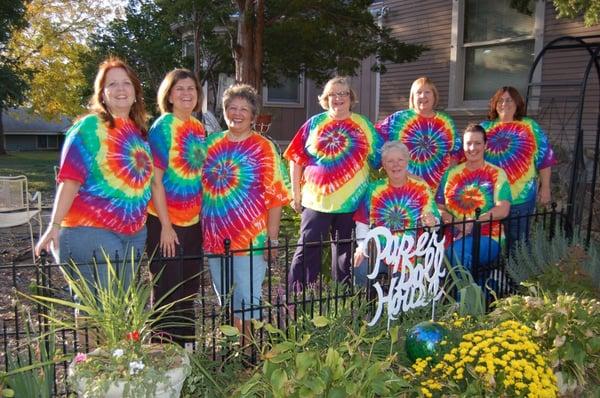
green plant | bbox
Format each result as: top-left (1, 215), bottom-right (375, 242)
top-left (506, 223), bottom-right (600, 296)
top-left (23, 253), bottom-right (193, 398)
top-left (235, 315), bottom-right (412, 397)
top-left (489, 291), bottom-right (600, 396)
top-left (442, 259), bottom-right (486, 318)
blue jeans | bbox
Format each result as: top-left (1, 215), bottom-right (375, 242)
top-left (353, 258), bottom-right (391, 287)
top-left (59, 226), bottom-right (147, 293)
top-left (505, 199), bottom-right (536, 249)
top-left (208, 255), bottom-right (267, 320)
top-left (447, 236), bottom-right (500, 276)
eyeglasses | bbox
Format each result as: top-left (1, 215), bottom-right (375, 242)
top-left (327, 91), bottom-right (350, 98)
top-left (498, 98), bottom-right (514, 104)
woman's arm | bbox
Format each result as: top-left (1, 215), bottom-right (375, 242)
top-left (35, 179), bottom-right (81, 257)
top-left (264, 206), bottom-right (283, 260)
top-left (479, 200), bottom-right (510, 221)
top-left (289, 160), bottom-right (303, 213)
top-left (150, 167), bottom-right (179, 257)
top-left (538, 167), bottom-right (552, 206)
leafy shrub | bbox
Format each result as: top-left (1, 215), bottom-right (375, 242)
top-left (490, 292), bottom-right (600, 396)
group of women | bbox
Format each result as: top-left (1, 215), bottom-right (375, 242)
top-left (286, 76), bottom-right (555, 288)
top-left (34, 56), bottom-right (555, 343)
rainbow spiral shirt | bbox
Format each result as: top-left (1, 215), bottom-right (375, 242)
top-left (58, 114), bottom-right (153, 234)
top-left (376, 109), bottom-right (461, 191)
top-left (147, 113), bottom-right (206, 226)
top-left (436, 162), bottom-right (512, 241)
top-left (202, 131), bottom-right (291, 255)
top-left (354, 176), bottom-right (440, 235)
top-left (481, 117), bottom-right (556, 205)
top-left (283, 112), bottom-right (382, 213)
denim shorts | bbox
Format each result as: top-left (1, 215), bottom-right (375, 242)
top-left (59, 226), bottom-right (147, 292)
top-left (208, 255), bottom-right (267, 320)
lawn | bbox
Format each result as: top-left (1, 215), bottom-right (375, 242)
top-left (0, 151), bottom-right (60, 195)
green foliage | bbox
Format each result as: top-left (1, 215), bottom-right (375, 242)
top-left (490, 292), bottom-right (600, 395)
top-left (7, 0), bottom-right (108, 120)
top-left (0, 150), bottom-right (59, 194)
top-left (442, 259), bottom-right (486, 319)
top-left (2, 307), bottom-right (56, 398)
top-left (511, 0), bottom-right (600, 27)
top-left (0, 0), bottom-right (29, 153)
top-left (235, 307), bottom-right (412, 397)
top-left (26, 253), bottom-right (193, 348)
top-left (506, 223), bottom-right (600, 296)
top-left (262, 0), bottom-right (425, 85)
top-left (82, 0), bottom-right (187, 118)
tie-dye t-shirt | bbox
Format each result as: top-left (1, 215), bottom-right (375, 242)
top-left (436, 162), bottom-right (512, 241)
top-left (283, 112), bottom-right (382, 213)
top-left (354, 176), bottom-right (440, 234)
top-left (376, 109), bottom-right (461, 191)
top-left (202, 131), bottom-right (291, 255)
top-left (480, 117), bottom-right (556, 205)
top-left (147, 113), bottom-right (206, 226)
top-left (58, 114), bottom-right (153, 234)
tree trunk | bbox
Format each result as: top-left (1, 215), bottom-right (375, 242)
top-left (234, 0), bottom-right (264, 92)
top-left (193, 9), bottom-right (203, 85)
top-left (0, 106), bottom-right (7, 155)
top-left (253, 0), bottom-right (264, 96)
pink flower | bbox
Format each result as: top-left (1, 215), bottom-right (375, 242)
top-left (74, 352), bottom-right (87, 364)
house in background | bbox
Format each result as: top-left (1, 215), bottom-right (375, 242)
top-left (179, 0), bottom-right (599, 151)
top-left (378, 0), bottom-right (600, 149)
top-left (3, 108), bottom-right (70, 152)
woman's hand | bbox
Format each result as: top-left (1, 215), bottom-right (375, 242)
top-left (35, 225), bottom-right (60, 258)
top-left (353, 248), bottom-right (365, 268)
top-left (455, 219), bottom-right (474, 240)
top-left (538, 185), bottom-right (551, 207)
top-left (263, 246), bottom-right (278, 262)
top-left (291, 194), bottom-right (302, 213)
top-left (160, 224), bottom-right (180, 258)
top-left (421, 212), bottom-right (438, 227)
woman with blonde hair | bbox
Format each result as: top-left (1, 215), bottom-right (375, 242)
top-left (376, 77), bottom-right (461, 192)
top-left (285, 76), bottom-right (382, 288)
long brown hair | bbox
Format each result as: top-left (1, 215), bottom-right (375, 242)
top-left (88, 57), bottom-right (148, 133)
top-left (488, 86), bottom-right (526, 121)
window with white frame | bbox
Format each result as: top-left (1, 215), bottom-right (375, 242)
top-left (263, 75), bottom-right (304, 108)
top-left (449, 0), bottom-right (544, 109)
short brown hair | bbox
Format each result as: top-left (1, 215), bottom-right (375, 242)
top-left (464, 123), bottom-right (487, 143)
top-left (88, 57), bottom-right (148, 133)
top-left (318, 76), bottom-right (358, 110)
top-left (157, 69), bottom-right (202, 114)
top-left (409, 77), bottom-right (439, 110)
top-left (488, 86), bottom-right (526, 121)
top-left (222, 84), bottom-right (259, 118)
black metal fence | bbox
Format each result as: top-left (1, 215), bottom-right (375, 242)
top-left (0, 206), bottom-right (566, 396)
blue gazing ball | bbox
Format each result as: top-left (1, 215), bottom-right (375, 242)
top-left (405, 321), bottom-right (450, 363)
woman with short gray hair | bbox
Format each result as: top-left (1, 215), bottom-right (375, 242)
top-left (353, 140), bottom-right (439, 286)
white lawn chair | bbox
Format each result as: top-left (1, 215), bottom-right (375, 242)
top-left (0, 175), bottom-right (43, 263)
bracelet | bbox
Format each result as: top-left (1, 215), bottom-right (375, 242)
top-left (51, 222), bottom-right (61, 229)
top-left (269, 238), bottom-right (279, 246)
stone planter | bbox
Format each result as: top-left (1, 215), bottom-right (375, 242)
top-left (69, 350), bottom-right (189, 398)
